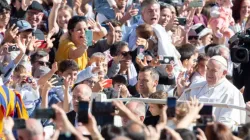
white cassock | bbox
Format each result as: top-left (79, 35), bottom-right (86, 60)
top-left (178, 78), bottom-right (246, 130)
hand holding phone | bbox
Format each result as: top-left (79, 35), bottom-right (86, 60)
top-left (78, 101), bottom-right (89, 124)
top-left (167, 97), bottom-right (177, 118)
top-left (34, 108), bottom-right (56, 119)
top-left (159, 55), bottom-right (175, 64)
top-left (85, 30), bottom-right (93, 46)
top-left (36, 40), bottom-right (47, 49)
top-left (189, 0), bottom-right (203, 7)
top-left (8, 45), bottom-right (20, 52)
top-left (177, 17), bottom-right (187, 26)
top-left (103, 79), bottom-right (113, 88)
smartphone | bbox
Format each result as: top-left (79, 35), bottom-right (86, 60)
top-left (199, 105), bottom-right (213, 116)
top-left (13, 119), bottom-right (26, 130)
top-left (193, 125), bottom-right (206, 135)
top-left (34, 108), bottom-right (56, 119)
top-left (189, 0), bottom-right (203, 7)
top-left (101, 24), bottom-right (110, 32)
top-left (159, 55), bottom-right (175, 64)
top-left (36, 40), bottom-right (47, 49)
top-left (92, 102), bottom-right (115, 115)
top-left (78, 101), bottom-right (89, 124)
top-left (51, 75), bottom-right (64, 86)
top-left (103, 79), bottom-right (113, 88)
top-left (8, 45), bottom-right (20, 52)
top-left (137, 45), bottom-right (145, 60)
top-left (167, 97), bottom-right (177, 118)
top-left (177, 17), bottom-right (187, 26)
top-left (85, 30), bottom-right (93, 46)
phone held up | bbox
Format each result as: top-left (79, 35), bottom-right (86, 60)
top-left (167, 97), bottom-right (177, 118)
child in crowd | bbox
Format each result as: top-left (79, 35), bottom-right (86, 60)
top-left (112, 74), bottom-right (131, 98)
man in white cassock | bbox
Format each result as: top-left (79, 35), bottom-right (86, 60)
top-left (178, 55), bottom-right (246, 130)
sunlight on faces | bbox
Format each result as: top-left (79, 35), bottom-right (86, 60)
top-left (149, 103), bottom-right (161, 116)
top-left (83, 77), bottom-right (99, 89)
top-left (197, 60), bottom-right (208, 76)
top-left (72, 88), bottom-right (91, 112)
top-left (57, 9), bottom-right (72, 30)
top-left (159, 8), bottom-right (172, 27)
top-left (26, 10), bottom-right (44, 28)
top-left (183, 54), bottom-right (198, 72)
top-left (119, 46), bottom-right (131, 68)
top-left (206, 59), bottom-right (227, 86)
top-left (142, 3), bottom-right (160, 25)
top-left (61, 69), bottom-right (78, 84)
top-left (241, 0), bottom-right (250, 20)
top-left (70, 21), bottom-right (88, 46)
top-left (138, 71), bottom-right (157, 97)
top-left (19, 31), bottom-right (33, 45)
top-left (89, 56), bottom-right (107, 80)
top-left (114, 26), bottom-right (123, 42)
top-left (201, 34), bottom-right (213, 46)
top-left (0, 10), bottom-right (10, 27)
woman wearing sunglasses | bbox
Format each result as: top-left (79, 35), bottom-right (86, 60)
top-left (109, 41), bottom-right (138, 86)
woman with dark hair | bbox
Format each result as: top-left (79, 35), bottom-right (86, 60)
top-left (232, 0), bottom-right (250, 32)
top-left (109, 41), bottom-right (138, 86)
top-left (55, 16), bottom-right (89, 70)
top-left (205, 122), bottom-right (234, 140)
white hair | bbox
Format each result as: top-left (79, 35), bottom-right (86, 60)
top-left (125, 101), bottom-right (146, 118)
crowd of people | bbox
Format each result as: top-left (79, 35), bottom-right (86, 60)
top-left (2, 0), bottom-right (250, 139)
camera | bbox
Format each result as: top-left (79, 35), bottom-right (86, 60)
top-left (228, 28), bottom-right (250, 63)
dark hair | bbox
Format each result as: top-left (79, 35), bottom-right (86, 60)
top-left (175, 129), bottom-right (197, 140)
top-left (136, 24), bottom-right (153, 39)
top-left (239, 123), bottom-right (250, 139)
top-left (139, 66), bottom-right (159, 81)
top-left (101, 125), bottom-right (126, 140)
top-left (103, 19), bottom-right (122, 27)
top-left (124, 122), bottom-right (145, 140)
top-left (177, 44), bottom-right (196, 62)
top-left (67, 16), bottom-right (86, 36)
top-left (112, 75), bottom-right (127, 85)
top-left (149, 90), bottom-right (167, 108)
top-left (110, 41), bottom-right (128, 57)
top-left (232, 0), bottom-right (246, 23)
top-left (30, 51), bottom-right (49, 64)
top-left (159, 2), bottom-right (172, 10)
top-left (204, 43), bottom-right (218, 54)
top-left (201, 4), bottom-right (213, 21)
top-left (205, 122), bottom-right (234, 140)
top-left (58, 59), bottom-right (79, 73)
top-left (0, 0), bottom-right (11, 13)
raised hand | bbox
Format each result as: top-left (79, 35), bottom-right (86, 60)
top-left (51, 62), bottom-right (58, 73)
top-left (22, 0), bottom-right (34, 10)
top-left (113, 54), bottom-right (124, 64)
top-left (46, 28), bottom-right (56, 50)
top-left (15, 35), bottom-right (26, 54)
top-left (4, 24), bottom-right (19, 43)
top-left (87, 18), bottom-right (107, 41)
top-left (53, 0), bottom-right (63, 4)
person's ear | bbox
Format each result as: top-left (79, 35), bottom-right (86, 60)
top-left (222, 69), bottom-right (227, 76)
top-left (154, 80), bottom-right (158, 87)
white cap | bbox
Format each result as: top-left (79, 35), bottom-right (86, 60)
top-left (189, 23), bottom-right (212, 39)
top-left (210, 55), bottom-right (228, 68)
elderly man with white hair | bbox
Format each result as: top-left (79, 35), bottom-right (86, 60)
top-left (178, 55), bottom-right (246, 130)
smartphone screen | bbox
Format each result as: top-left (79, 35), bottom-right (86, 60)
top-left (85, 30), bottom-right (93, 46)
top-left (13, 119), bottom-right (26, 130)
top-left (177, 17), bottom-right (187, 26)
top-left (78, 101), bottom-right (89, 124)
top-left (193, 125), bottom-right (206, 135)
top-left (34, 108), bottom-right (56, 119)
top-left (159, 55), bottom-right (174, 64)
top-left (199, 105), bottom-right (213, 116)
top-left (167, 97), bottom-right (177, 118)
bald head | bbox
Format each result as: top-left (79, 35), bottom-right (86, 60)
top-left (72, 84), bottom-right (92, 112)
top-left (17, 119), bottom-right (44, 140)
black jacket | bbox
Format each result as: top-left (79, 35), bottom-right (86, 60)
top-left (233, 63), bottom-right (250, 102)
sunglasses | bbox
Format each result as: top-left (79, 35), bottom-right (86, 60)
top-left (37, 61), bottom-right (50, 66)
top-left (121, 51), bottom-right (132, 57)
top-left (188, 36), bottom-right (199, 40)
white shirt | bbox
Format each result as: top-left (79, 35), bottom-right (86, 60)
top-left (179, 78), bottom-right (246, 130)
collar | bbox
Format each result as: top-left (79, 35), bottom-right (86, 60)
top-left (208, 78), bottom-right (226, 88)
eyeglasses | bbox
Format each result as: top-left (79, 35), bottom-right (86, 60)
top-left (121, 51), bottom-right (132, 57)
top-left (188, 36), bottom-right (199, 40)
top-left (85, 79), bottom-right (97, 85)
top-left (37, 61), bottom-right (50, 66)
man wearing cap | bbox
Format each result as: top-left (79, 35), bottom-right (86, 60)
top-left (188, 23), bottom-right (213, 53)
top-left (178, 55), bottom-right (246, 130)
top-left (25, 1), bottom-right (45, 40)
